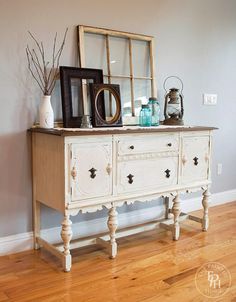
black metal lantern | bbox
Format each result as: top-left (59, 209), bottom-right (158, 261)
top-left (163, 76), bottom-right (184, 125)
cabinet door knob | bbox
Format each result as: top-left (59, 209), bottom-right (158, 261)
top-left (193, 157), bottom-right (199, 166)
top-left (89, 167), bottom-right (97, 179)
top-left (182, 156), bottom-right (187, 165)
top-left (127, 174), bottom-right (134, 184)
top-left (71, 166), bottom-right (77, 180)
top-left (106, 163), bottom-right (112, 175)
top-left (167, 143), bottom-right (172, 147)
top-left (165, 169), bottom-right (171, 178)
top-left (129, 145), bottom-right (134, 150)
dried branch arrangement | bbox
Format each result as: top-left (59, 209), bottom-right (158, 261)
top-left (26, 28), bottom-right (68, 95)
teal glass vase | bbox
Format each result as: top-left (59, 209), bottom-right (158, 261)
top-left (148, 97), bottom-right (160, 126)
top-left (139, 104), bottom-right (152, 127)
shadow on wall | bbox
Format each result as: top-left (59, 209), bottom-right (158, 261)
top-left (0, 35), bottom-right (41, 236)
top-left (0, 131), bottom-right (33, 236)
top-left (40, 197), bottom-right (164, 230)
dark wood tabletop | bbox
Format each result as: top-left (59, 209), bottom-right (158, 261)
top-left (29, 125), bottom-right (218, 136)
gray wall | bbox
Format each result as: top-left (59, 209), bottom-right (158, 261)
top-left (0, 0), bottom-right (235, 236)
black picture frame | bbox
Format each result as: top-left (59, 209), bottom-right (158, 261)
top-left (60, 66), bottom-right (104, 128)
top-left (89, 83), bottom-right (123, 127)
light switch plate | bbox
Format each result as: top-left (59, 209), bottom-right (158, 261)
top-left (203, 94), bottom-right (217, 105)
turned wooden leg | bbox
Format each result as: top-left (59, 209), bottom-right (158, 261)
top-left (172, 195), bottom-right (181, 240)
top-left (164, 196), bottom-right (170, 219)
top-left (33, 200), bottom-right (40, 250)
top-left (202, 189), bottom-right (210, 231)
top-left (61, 214), bottom-right (73, 272)
top-left (107, 204), bottom-right (118, 259)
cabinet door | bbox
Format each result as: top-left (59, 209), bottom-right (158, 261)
top-left (70, 142), bottom-right (112, 201)
top-left (181, 136), bottom-right (210, 184)
top-left (117, 157), bottom-right (178, 194)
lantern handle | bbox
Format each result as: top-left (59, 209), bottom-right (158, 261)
top-left (179, 94), bottom-right (184, 118)
top-left (164, 91), bottom-right (170, 120)
top-left (163, 76), bottom-right (183, 94)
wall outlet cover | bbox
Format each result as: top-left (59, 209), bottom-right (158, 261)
top-left (203, 94), bottom-right (217, 105)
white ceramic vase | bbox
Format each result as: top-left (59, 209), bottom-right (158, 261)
top-left (39, 95), bottom-right (54, 128)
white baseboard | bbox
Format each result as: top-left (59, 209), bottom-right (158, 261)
top-left (1, 189), bottom-right (235, 256)
top-left (0, 232), bottom-right (34, 256)
top-left (181, 189), bottom-right (236, 212)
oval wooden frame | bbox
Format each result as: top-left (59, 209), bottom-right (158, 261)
top-left (95, 86), bottom-right (121, 125)
top-left (90, 83), bottom-right (123, 127)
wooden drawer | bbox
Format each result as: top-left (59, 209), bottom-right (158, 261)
top-left (117, 156), bottom-right (178, 194)
top-left (117, 134), bottom-right (179, 156)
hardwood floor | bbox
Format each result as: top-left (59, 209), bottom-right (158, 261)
top-left (0, 202), bottom-right (235, 302)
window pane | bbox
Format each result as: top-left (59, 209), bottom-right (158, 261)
top-left (134, 79), bottom-right (152, 116)
top-left (84, 33), bottom-right (107, 73)
top-left (111, 78), bottom-right (131, 116)
top-left (103, 76), bottom-right (109, 84)
top-left (133, 40), bottom-right (150, 78)
top-left (110, 37), bottom-right (130, 76)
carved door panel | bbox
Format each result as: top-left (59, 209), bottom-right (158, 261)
top-left (70, 142), bottom-right (112, 201)
top-left (181, 136), bottom-right (210, 184)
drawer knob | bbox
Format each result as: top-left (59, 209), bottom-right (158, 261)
top-left (129, 145), bottom-right (135, 150)
top-left (127, 174), bottom-right (134, 184)
top-left (89, 167), bottom-right (97, 179)
top-left (193, 157), bottom-right (199, 166)
top-left (167, 143), bottom-right (172, 147)
top-left (165, 169), bottom-right (171, 178)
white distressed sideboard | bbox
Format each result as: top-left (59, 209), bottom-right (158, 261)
top-left (31, 126), bottom-right (216, 271)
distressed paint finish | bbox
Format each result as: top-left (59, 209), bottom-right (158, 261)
top-left (60, 214), bottom-right (73, 272)
top-left (31, 128), bottom-right (215, 271)
top-left (107, 204), bottom-right (118, 258)
top-left (202, 189), bottom-right (211, 231)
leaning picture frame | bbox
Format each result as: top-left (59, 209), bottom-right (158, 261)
top-left (60, 66), bottom-right (104, 128)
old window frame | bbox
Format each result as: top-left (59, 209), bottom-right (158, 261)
top-left (77, 25), bottom-right (157, 125)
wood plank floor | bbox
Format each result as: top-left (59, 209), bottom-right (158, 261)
top-left (0, 202), bottom-right (235, 302)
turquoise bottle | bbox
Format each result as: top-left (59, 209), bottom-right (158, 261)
top-left (139, 104), bottom-right (152, 127)
top-left (148, 97), bottom-right (160, 126)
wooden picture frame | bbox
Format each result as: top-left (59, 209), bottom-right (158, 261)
top-left (77, 25), bottom-right (157, 125)
top-left (89, 84), bottom-right (122, 127)
top-left (60, 66), bottom-right (104, 128)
